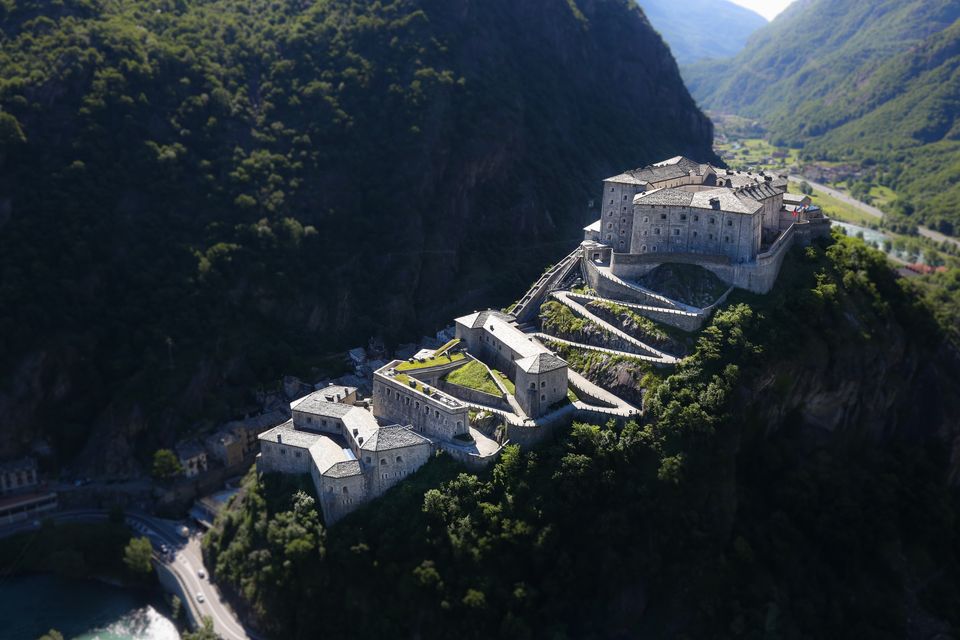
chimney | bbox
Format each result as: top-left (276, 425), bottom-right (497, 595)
top-left (709, 198), bottom-right (721, 211)
top-left (277, 433), bottom-right (282, 443)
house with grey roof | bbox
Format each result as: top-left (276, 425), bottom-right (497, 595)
top-left (258, 388), bottom-right (432, 524)
top-left (454, 310), bottom-right (568, 418)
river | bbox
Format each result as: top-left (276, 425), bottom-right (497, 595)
top-left (0, 574), bottom-right (180, 640)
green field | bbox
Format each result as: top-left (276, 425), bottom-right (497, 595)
top-left (714, 137), bottom-right (800, 172)
top-left (808, 189), bottom-right (882, 227)
top-left (444, 360), bottom-right (501, 395)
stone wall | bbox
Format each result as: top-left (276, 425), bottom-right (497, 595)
top-left (515, 366), bottom-right (568, 418)
top-left (313, 466), bottom-right (368, 525)
top-left (600, 180), bottom-right (642, 253)
top-left (373, 373), bottom-right (470, 440)
top-left (258, 438), bottom-right (314, 475)
top-left (630, 203), bottom-right (760, 263)
top-left (438, 380), bottom-right (512, 412)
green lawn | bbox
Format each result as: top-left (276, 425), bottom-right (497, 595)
top-left (444, 360), bottom-right (501, 395)
top-left (809, 188), bottom-right (881, 227)
top-left (433, 338), bottom-right (460, 357)
top-left (492, 369), bottom-right (515, 394)
top-left (396, 351), bottom-right (465, 372)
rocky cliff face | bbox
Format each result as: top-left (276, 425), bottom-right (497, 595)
top-left (0, 0), bottom-right (714, 472)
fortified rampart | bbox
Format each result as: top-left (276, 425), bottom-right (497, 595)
top-left (373, 363), bottom-right (470, 440)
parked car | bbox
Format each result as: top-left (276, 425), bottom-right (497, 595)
top-left (196, 592), bottom-right (205, 603)
top-left (198, 569), bottom-right (206, 579)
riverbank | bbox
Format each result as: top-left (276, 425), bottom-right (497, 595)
top-left (0, 573), bottom-right (180, 640)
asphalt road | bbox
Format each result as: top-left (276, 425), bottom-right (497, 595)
top-left (1, 510), bottom-right (256, 640)
top-left (789, 175), bottom-right (960, 249)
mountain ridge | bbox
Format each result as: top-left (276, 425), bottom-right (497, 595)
top-left (637, 0), bottom-right (767, 65)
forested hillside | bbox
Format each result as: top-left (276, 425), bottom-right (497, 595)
top-left (0, 0), bottom-right (713, 473)
top-left (684, 0), bottom-right (960, 231)
top-left (206, 231), bottom-right (960, 639)
top-left (636, 0), bottom-right (766, 64)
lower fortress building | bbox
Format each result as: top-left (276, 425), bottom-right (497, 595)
top-left (257, 155), bottom-right (830, 524)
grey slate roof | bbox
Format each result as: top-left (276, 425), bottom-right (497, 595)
top-left (516, 352), bottom-right (568, 374)
top-left (291, 392), bottom-right (354, 418)
top-left (635, 187), bottom-right (763, 215)
top-left (258, 420), bottom-right (323, 449)
top-left (605, 156), bottom-right (708, 185)
top-left (360, 425), bottom-right (430, 452)
top-left (454, 309), bottom-right (513, 330)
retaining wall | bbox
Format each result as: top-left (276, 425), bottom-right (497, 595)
top-left (438, 380), bottom-right (512, 413)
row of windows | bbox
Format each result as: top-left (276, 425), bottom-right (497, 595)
top-left (384, 385), bottom-right (464, 429)
top-left (642, 214), bottom-right (732, 226)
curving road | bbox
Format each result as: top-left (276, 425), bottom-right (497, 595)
top-left (0, 509), bottom-right (255, 640)
top-left (789, 175), bottom-right (960, 250)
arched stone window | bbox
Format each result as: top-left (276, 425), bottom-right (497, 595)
top-left (380, 458), bottom-right (387, 465)
top-left (641, 245), bottom-right (647, 252)
top-left (396, 456), bottom-right (403, 463)
top-left (342, 486), bottom-right (349, 494)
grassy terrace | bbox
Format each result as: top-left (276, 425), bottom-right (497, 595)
top-left (493, 369), bottom-right (515, 394)
top-left (809, 188), bottom-right (880, 227)
top-left (433, 338), bottom-right (461, 357)
top-left (444, 360), bottom-right (501, 396)
top-left (395, 351), bottom-right (465, 372)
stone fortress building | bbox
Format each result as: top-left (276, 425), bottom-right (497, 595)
top-left (454, 310), bottom-right (567, 419)
top-left (583, 156), bottom-right (830, 293)
top-left (257, 154), bottom-right (827, 525)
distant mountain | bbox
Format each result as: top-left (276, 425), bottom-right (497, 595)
top-left (637, 0), bottom-right (767, 64)
top-left (684, 0), bottom-right (960, 232)
top-left (0, 0), bottom-right (713, 474)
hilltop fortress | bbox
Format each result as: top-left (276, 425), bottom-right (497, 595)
top-left (582, 156), bottom-right (830, 294)
top-left (257, 156), bottom-right (830, 524)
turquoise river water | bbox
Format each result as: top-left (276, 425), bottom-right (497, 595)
top-left (0, 574), bottom-right (180, 640)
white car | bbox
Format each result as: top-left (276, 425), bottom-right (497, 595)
top-left (197, 569), bottom-right (206, 579)
top-left (196, 592), bottom-right (205, 603)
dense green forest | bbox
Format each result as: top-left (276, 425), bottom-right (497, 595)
top-left (206, 231), bottom-right (960, 639)
top-left (0, 0), bottom-right (713, 473)
top-left (684, 0), bottom-right (960, 232)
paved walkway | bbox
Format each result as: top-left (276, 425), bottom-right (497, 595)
top-left (532, 332), bottom-right (669, 365)
top-left (567, 369), bottom-right (638, 417)
top-left (511, 247), bottom-right (583, 323)
top-left (564, 290), bottom-right (702, 319)
top-left (592, 265), bottom-right (693, 311)
top-left (549, 291), bottom-right (679, 363)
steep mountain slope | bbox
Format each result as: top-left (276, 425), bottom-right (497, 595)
top-left (0, 0), bottom-right (714, 474)
top-left (684, 0), bottom-right (960, 231)
top-left (637, 0), bottom-right (767, 64)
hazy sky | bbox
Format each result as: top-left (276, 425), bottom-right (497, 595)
top-left (728, 0), bottom-right (795, 21)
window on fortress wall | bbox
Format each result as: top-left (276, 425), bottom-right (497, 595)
top-left (641, 245), bottom-right (647, 252)
top-left (620, 230), bottom-right (626, 236)
top-left (693, 231), bottom-right (698, 238)
top-left (280, 448), bottom-right (286, 455)
top-left (606, 234), bottom-right (613, 241)
top-left (709, 233), bottom-right (714, 240)
top-left (608, 211), bottom-right (613, 217)
top-left (694, 215), bottom-right (699, 222)
top-left (609, 199), bottom-right (613, 205)
top-left (343, 486), bottom-right (349, 493)
top-left (660, 214), bottom-right (667, 220)
top-left (365, 456), bottom-right (371, 464)
top-left (541, 394), bottom-right (546, 401)
top-left (654, 228), bottom-right (660, 235)
top-left (727, 220), bottom-right (733, 227)
top-left (725, 236), bottom-right (731, 243)
top-left (643, 230), bottom-right (648, 236)
top-left (435, 410), bottom-right (440, 418)
top-left (415, 401), bottom-right (420, 409)
top-left (623, 195), bottom-right (628, 201)
top-left (621, 217), bottom-right (626, 223)
top-left (457, 421), bottom-right (462, 428)
top-left (610, 187), bottom-right (614, 192)
top-left (529, 382), bottom-right (536, 389)
top-left (328, 486), bottom-right (333, 493)
top-left (607, 223), bottom-right (613, 229)
top-left (380, 458), bottom-right (387, 465)
top-left (643, 217), bottom-right (649, 223)
top-left (710, 217), bottom-right (716, 224)
top-left (680, 214), bottom-right (687, 220)
top-left (396, 456), bottom-right (403, 463)
top-left (673, 229), bottom-right (680, 235)
top-left (653, 246), bottom-right (658, 251)
top-left (541, 381), bottom-right (546, 388)
top-left (295, 451), bottom-right (301, 458)
top-left (307, 417), bottom-right (313, 424)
